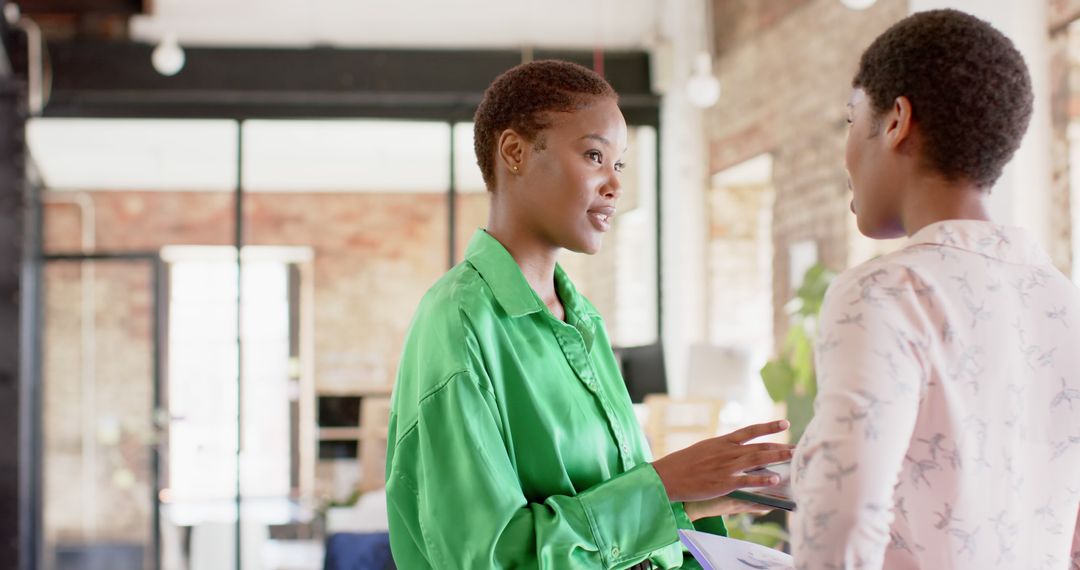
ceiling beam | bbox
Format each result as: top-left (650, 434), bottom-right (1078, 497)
top-left (15, 0), bottom-right (144, 15)
top-left (38, 41), bottom-right (660, 124)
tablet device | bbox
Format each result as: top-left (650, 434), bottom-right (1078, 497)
top-left (725, 461), bottom-right (795, 511)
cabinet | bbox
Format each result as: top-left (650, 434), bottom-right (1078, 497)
top-left (315, 393), bottom-right (392, 493)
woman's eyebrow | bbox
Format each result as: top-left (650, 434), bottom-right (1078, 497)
top-left (579, 134), bottom-right (611, 147)
top-left (579, 134), bottom-right (628, 153)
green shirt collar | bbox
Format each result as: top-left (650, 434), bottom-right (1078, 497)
top-left (464, 229), bottom-right (599, 324)
top-left (465, 229), bottom-right (543, 317)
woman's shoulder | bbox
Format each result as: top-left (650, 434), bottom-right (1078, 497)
top-left (400, 262), bottom-right (500, 376)
top-left (394, 264), bottom-right (500, 422)
top-left (414, 261), bottom-right (499, 326)
top-left (830, 254), bottom-right (927, 293)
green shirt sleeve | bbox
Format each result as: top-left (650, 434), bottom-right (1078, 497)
top-left (387, 370), bottom-right (686, 569)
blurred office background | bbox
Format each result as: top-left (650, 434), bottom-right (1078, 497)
top-left (0, 0), bottom-right (1077, 568)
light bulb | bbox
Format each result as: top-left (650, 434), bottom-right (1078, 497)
top-left (152, 34), bottom-right (186, 76)
top-left (840, 0), bottom-right (877, 10)
top-left (686, 51), bottom-right (721, 108)
top-left (4, 4), bottom-right (20, 25)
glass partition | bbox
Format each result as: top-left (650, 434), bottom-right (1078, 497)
top-left (31, 115), bottom-right (660, 569)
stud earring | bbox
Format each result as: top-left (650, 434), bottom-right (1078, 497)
top-left (512, 165), bottom-right (519, 172)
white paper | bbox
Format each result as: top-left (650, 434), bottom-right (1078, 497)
top-left (679, 529), bottom-right (793, 570)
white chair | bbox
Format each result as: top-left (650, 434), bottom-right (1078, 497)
top-left (643, 394), bottom-right (724, 457)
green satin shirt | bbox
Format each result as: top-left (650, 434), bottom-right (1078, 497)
top-left (385, 229), bottom-right (725, 569)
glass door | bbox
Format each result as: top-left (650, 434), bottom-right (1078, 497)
top-left (32, 118), bottom-right (240, 570)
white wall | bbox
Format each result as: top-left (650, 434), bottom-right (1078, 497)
top-left (656, 0), bottom-right (712, 397)
top-left (131, 0), bottom-right (659, 49)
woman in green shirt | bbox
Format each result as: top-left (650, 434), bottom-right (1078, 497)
top-left (385, 60), bottom-right (793, 569)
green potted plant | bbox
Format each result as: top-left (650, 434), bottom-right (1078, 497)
top-left (759, 263), bottom-right (835, 444)
top-left (726, 263), bottom-right (836, 552)
top-left (724, 511), bottom-right (789, 550)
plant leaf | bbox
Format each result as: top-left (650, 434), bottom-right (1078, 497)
top-left (787, 325), bottom-right (814, 389)
top-left (760, 360), bottom-right (795, 403)
top-left (786, 391), bottom-right (817, 444)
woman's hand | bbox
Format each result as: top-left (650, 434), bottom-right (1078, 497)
top-left (651, 420), bottom-right (793, 503)
top-left (684, 497), bottom-right (773, 521)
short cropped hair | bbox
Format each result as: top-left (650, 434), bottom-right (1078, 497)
top-left (473, 60), bottom-right (617, 190)
top-left (853, 9), bottom-right (1033, 188)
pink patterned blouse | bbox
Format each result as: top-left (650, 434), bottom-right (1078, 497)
top-left (792, 220), bottom-right (1080, 570)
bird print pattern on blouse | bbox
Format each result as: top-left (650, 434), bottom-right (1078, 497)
top-left (792, 220), bottom-right (1080, 570)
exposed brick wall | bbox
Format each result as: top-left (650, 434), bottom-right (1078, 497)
top-left (42, 191), bottom-right (451, 541)
top-left (455, 192), bottom-right (489, 263)
top-left (1050, 26), bottom-right (1074, 276)
top-left (246, 193), bottom-right (450, 393)
top-left (43, 261), bottom-right (155, 545)
top-left (1044, 15), bottom-right (1080, 278)
top-left (706, 182), bottom-right (774, 348)
top-left (45, 192), bottom-right (450, 393)
top-left (703, 0), bottom-right (908, 351)
top-left (712, 0), bottom-right (814, 58)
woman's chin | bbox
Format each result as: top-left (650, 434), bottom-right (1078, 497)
top-left (565, 235), bottom-right (604, 255)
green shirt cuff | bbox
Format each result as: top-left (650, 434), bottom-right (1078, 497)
top-left (577, 462), bottom-right (680, 568)
top-left (692, 515), bottom-right (728, 536)
top-left (672, 501), bottom-right (694, 530)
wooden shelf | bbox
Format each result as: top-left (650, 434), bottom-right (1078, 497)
top-left (317, 427), bottom-right (362, 440)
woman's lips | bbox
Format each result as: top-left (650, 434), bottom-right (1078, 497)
top-left (587, 206), bottom-right (616, 231)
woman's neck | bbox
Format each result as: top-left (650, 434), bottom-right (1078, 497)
top-left (899, 174), bottom-right (992, 236)
top-left (486, 209), bottom-right (561, 310)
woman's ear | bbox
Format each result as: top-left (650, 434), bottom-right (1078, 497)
top-left (885, 95), bottom-right (914, 150)
top-left (497, 129), bottom-right (526, 176)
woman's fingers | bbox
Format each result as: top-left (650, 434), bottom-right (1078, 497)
top-left (685, 497), bottom-right (774, 520)
top-left (720, 499), bottom-right (774, 516)
top-left (654, 419), bottom-right (793, 502)
top-left (736, 442), bottom-right (795, 454)
top-left (731, 472), bottom-right (783, 488)
top-left (728, 449), bottom-right (794, 473)
top-left (720, 419), bottom-right (790, 444)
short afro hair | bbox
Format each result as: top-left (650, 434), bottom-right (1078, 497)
top-left (853, 9), bottom-right (1033, 188)
top-left (473, 60), bottom-right (617, 190)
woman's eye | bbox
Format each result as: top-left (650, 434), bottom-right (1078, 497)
top-left (614, 161), bottom-right (626, 173)
top-left (586, 150), bottom-right (603, 164)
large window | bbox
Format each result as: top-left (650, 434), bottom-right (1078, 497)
top-left (30, 115), bottom-right (660, 569)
